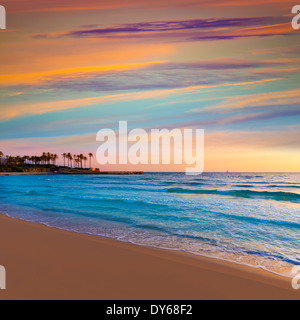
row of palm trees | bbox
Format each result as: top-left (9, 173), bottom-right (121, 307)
top-left (62, 153), bottom-right (94, 169)
top-left (0, 151), bottom-right (94, 169)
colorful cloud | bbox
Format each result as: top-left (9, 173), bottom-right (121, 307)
top-left (0, 0), bottom-right (299, 171)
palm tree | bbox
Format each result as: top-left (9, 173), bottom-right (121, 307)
top-left (79, 154), bottom-right (84, 169)
top-left (62, 153), bottom-right (67, 167)
top-left (32, 156), bottom-right (38, 166)
top-left (47, 152), bottom-right (51, 165)
top-left (21, 156), bottom-right (27, 166)
top-left (52, 154), bottom-right (58, 166)
top-left (88, 153), bottom-right (93, 169)
top-left (0, 151), bottom-right (4, 166)
top-left (23, 155), bottom-right (29, 165)
top-left (69, 154), bottom-right (73, 168)
top-left (74, 157), bottom-right (79, 168)
top-left (42, 153), bottom-right (47, 165)
top-left (83, 156), bottom-right (88, 169)
top-left (67, 153), bottom-right (72, 168)
top-left (73, 155), bottom-right (78, 168)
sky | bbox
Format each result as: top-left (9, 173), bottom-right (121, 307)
top-left (0, 0), bottom-right (299, 172)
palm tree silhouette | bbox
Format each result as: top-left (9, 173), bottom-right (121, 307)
top-left (70, 155), bottom-right (73, 168)
top-left (1, 151), bottom-right (105, 173)
top-left (0, 151), bottom-right (3, 166)
top-left (42, 153), bottom-right (46, 165)
top-left (62, 153), bottom-right (67, 167)
top-left (67, 153), bottom-right (72, 168)
top-left (73, 155), bottom-right (78, 168)
top-left (88, 153), bottom-right (93, 169)
top-left (83, 156), bottom-right (88, 169)
top-left (52, 154), bottom-right (58, 166)
top-left (79, 154), bottom-right (84, 169)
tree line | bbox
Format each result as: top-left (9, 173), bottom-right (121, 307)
top-left (0, 151), bottom-right (94, 169)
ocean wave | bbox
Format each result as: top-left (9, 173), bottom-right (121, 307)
top-left (233, 184), bottom-right (253, 188)
top-left (166, 188), bottom-right (300, 203)
top-left (206, 208), bottom-right (300, 229)
top-left (267, 185), bottom-right (300, 189)
top-left (78, 195), bottom-right (174, 208)
top-left (242, 175), bottom-right (264, 179)
top-left (1, 173), bottom-right (300, 279)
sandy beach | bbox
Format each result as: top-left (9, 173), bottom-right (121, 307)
top-left (0, 213), bottom-right (298, 300)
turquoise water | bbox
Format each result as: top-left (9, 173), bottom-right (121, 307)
top-left (0, 172), bottom-right (299, 277)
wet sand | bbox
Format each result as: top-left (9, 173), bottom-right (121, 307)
top-left (0, 213), bottom-right (299, 300)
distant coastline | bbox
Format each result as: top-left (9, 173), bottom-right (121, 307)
top-left (0, 171), bottom-right (144, 176)
top-left (0, 151), bottom-right (143, 175)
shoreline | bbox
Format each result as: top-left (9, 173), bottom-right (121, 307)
top-left (0, 171), bottom-right (144, 176)
top-left (0, 172), bottom-right (54, 175)
top-left (1, 211), bottom-right (295, 280)
top-left (0, 213), bottom-right (299, 300)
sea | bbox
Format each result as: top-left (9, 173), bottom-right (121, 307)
top-left (0, 172), bottom-right (299, 277)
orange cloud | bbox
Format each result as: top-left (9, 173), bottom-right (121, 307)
top-left (0, 61), bottom-right (165, 86)
top-left (0, 37), bottom-right (174, 81)
top-left (204, 88), bottom-right (300, 112)
top-left (230, 22), bottom-right (293, 38)
top-left (2, 0), bottom-right (295, 13)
